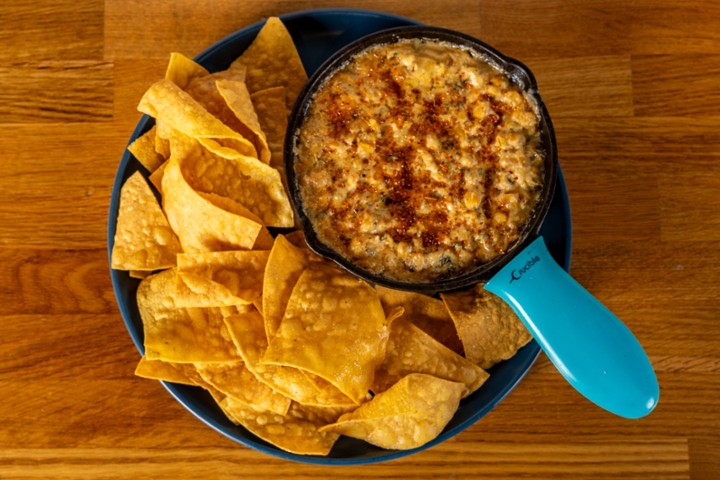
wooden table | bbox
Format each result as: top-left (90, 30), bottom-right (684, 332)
top-left (2, 1), bottom-right (719, 478)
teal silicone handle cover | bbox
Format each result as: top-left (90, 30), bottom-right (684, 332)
top-left (484, 236), bottom-right (659, 419)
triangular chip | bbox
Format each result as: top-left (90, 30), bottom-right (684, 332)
top-left (111, 171), bottom-right (181, 271)
top-left (284, 229), bottom-right (309, 249)
top-left (134, 356), bottom-right (205, 385)
top-left (441, 284), bottom-right (533, 369)
top-left (129, 270), bottom-right (152, 279)
top-left (137, 269), bottom-right (242, 362)
top-left (251, 86), bottom-right (288, 172)
top-left (148, 159), bottom-right (167, 191)
top-left (138, 78), bottom-right (257, 158)
top-left (376, 286), bottom-right (464, 355)
top-left (229, 17), bottom-right (308, 110)
top-left (161, 153), bottom-right (266, 252)
top-left (262, 235), bottom-right (311, 340)
top-left (185, 71), bottom-right (249, 132)
top-left (196, 191), bottom-right (274, 250)
top-left (215, 78), bottom-right (271, 164)
top-left (193, 361), bottom-right (291, 415)
top-left (320, 373), bottom-right (465, 450)
top-left (175, 250), bottom-right (270, 307)
top-left (181, 67), bottom-right (270, 165)
top-left (154, 119), bottom-right (172, 159)
top-left (373, 318), bottom-right (489, 398)
top-left (127, 126), bottom-right (165, 173)
top-left (261, 263), bottom-right (391, 404)
top-left (220, 399), bottom-right (340, 455)
top-left (183, 67), bottom-right (248, 123)
top-left (179, 137), bottom-right (293, 227)
top-left (223, 309), bottom-right (353, 407)
top-left (164, 52), bottom-right (209, 89)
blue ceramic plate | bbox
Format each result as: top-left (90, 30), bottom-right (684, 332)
top-left (107, 8), bottom-right (572, 465)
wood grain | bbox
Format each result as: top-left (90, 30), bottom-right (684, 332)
top-left (1, 0), bottom-right (720, 478)
top-left (0, 61), bottom-right (113, 123)
top-left (0, 124), bottom-right (122, 249)
top-left (0, 0), bottom-right (104, 62)
top-left (527, 55), bottom-right (634, 118)
top-left (0, 250), bottom-right (115, 315)
top-left (632, 55), bottom-right (720, 117)
top-left (0, 442), bottom-right (691, 479)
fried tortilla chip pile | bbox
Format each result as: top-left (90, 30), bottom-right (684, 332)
top-left (112, 17), bottom-right (533, 456)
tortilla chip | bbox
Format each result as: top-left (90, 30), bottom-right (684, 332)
top-left (134, 356), bottom-right (204, 385)
top-left (193, 361), bottom-right (291, 415)
top-left (154, 120), bottom-right (172, 159)
top-left (175, 250), bottom-right (270, 307)
top-left (179, 137), bottom-right (293, 227)
top-left (127, 126), bottom-right (165, 173)
top-left (376, 286), bottom-right (464, 355)
top-left (215, 78), bottom-right (271, 164)
top-left (292, 402), bottom-right (355, 425)
top-left (441, 284), bottom-right (533, 369)
top-left (261, 263), bottom-right (391, 404)
top-left (251, 86), bottom-right (288, 172)
top-left (138, 79), bottom-right (257, 158)
top-left (284, 230), bottom-right (309, 249)
top-left (138, 269), bottom-right (242, 362)
top-left (262, 235), bottom-right (311, 340)
top-left (223, 309), bottom-right (353, 407)
top-left (220, 399), bottom-right (340, 455)
top-left (129, 270), bottom-right (152, 279)
top-left (185, 64), bottom-right (246, 92)
top-left (230, 17), bottom-right (308, 110)
top-left (320, 373), bottom-right (465, 450)
top-left (161, 154), bottom-right (266, 252)
top-left (373, 318), bottom-right (489, 398)
top-left (184, 68), bottom-right (248, 122)
top-left (148, 160), bottom-right (167, 191)
top-left (181, 67), bottom-right (269, 164)
top-left (196, 191), bottom-right (274, 250)
top-left (165, 52), bottom-right (209, 89)
top-left (111, 171), bottom-right (181, 271)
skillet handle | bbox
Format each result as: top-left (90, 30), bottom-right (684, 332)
top-left (484, 236), bottom-right (659, 419)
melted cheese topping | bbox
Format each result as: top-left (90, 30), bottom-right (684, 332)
top-left (294, 38), bottom-right (544, 282)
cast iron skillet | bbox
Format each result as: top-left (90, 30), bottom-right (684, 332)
top-left (284, 25), bottom-right (558, 293)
